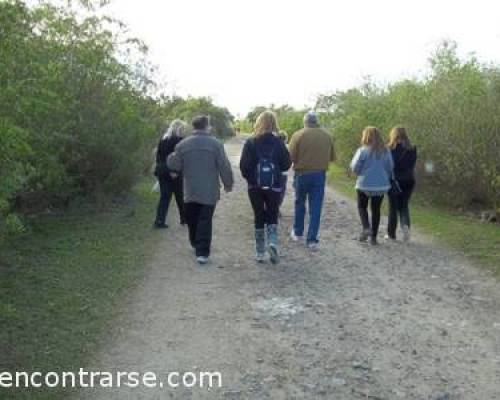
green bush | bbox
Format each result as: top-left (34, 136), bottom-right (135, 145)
top-left (244, 105), bottom-right (306, 138)
top-left (316, 41), bottom-right (500, 211)
top-left (155, 96), bottom-right (235, 138)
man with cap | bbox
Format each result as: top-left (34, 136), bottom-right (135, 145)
top-left (288, 112), bottom-right (336, 250)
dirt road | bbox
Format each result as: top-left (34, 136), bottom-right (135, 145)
top-left (80, 137), bottom-right (500, 399)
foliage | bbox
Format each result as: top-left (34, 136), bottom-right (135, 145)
top-left (155, 96), bottom-right (235, 139)
top-left (0, 0), bottom-right (234, 236)
top-left (317, 41), bottom-right (500, 211)
top-left (242, 104), bottom-right (307, 138)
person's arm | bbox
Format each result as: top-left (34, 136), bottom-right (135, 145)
top-left (385, 150), bottom-right (395, 176)
top-left (350, 148), bottom-right (364, 175)
top-left (218, 143), bottom-right (234, 192)
top-left (279, 140), bottom-right (292, 172)
top-left (409, 146), bottom-right (417, 170)
top-left (155, 139), bottom-right (163, 164)
top-left (288, 131), bottom-right (299, 164)
top-left (167, 146), bottom-right (182, 173)
top-left (239, 140), bottom-right (254, 181)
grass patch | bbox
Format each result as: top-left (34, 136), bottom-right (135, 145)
top-left (0, 179), bottom-right (162, 399)
top-left (328, 164), bottom-right (500, 273)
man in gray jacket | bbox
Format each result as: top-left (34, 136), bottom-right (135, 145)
top-left (167, 115), bottom-right (234, 264)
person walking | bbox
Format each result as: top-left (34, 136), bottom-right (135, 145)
top-left (153, 119), bottom-right (187, 228)
top-left (350, 126), bottom-right (394, 245)
top-left (240, 112), bottom-right (291, 264)
top-left (167, 115), bottom-right (234, 264)
top-left (288, 112), bottom-right (335, 250)
top-left (277, 130), bottom-right (289, 212)
top-left (386, 126), bottom-right (417, 242)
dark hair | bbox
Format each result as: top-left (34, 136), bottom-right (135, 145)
top-left (192, 115), bottom-right (209, 130)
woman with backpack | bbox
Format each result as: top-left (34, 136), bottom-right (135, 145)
top-left (386, 126), bottom-right (417, 242)
top-left (153, 119), bottom-right (187, 228)
top-left (240, 111), bottom-right (291, 264)
top-left (350, 126), bottom-right (394, 245)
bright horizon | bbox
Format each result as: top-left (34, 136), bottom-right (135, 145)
top-left (106, 0), bottom-right (500, 117)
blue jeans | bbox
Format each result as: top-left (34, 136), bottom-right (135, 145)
top-left (293, 171), bottom-right (326, 243)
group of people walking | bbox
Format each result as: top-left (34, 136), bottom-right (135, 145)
top-left (153, 111), bottom-right (417, 265)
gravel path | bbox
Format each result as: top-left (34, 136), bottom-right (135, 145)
top-left (79, 137), bottom-right (500, 400)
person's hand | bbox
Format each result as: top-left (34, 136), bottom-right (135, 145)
top-left (170, 172), bottom-right (179, 179)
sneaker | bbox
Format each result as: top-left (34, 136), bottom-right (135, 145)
top-left (153, 222), bottom-right (168, 229)
top-left (359, 228), bottom-right (371, 242)
top-left (290, 230), bottom-right (303, 242)
top-left (307, 242), bottom-right (320, 251)
top-left (268, 244), bottom-right (280, 264)
top-left (384, 234), bottom-right (396, 241)
top-left (196, 256), bottom-right (209, 265)
top-left (255, 252), bottom-right (266, 263)
top-left (370, 237), bottom-right (378, 246)
top-left (401, 225), bottom-right (410, 242)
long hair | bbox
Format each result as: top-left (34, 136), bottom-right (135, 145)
top-left (254, 111), bottom-right (279, 137)
top-left (163, 119), bottom-right (186, 139)
top-left (361, 126), bottom-right (386, 156)
top-left (388, 126), bottom-right (412, 149)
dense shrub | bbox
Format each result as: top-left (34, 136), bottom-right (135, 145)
top-left (242, 105), bottom-right (306, 138)
top-left (0, 0), bottom-right (235, 236)
top-left (316, 41), bottom-right (500, 212)
top-left (156, 96), bottom-right (235, 139)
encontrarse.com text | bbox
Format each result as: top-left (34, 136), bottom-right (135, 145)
top-left (0, 370), bottom-right (222, 389)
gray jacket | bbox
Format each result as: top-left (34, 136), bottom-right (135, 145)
top-left (167, 130), bottom-right (234, 205)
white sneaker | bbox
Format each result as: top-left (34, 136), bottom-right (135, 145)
top-left (401, 225), bottom-right (410, 242)
top-left (307, 242), bottom-right (320, 251)
top-left (197, 256), bottom-right (209, 265)
top-left (290, 231), bottom-right (303, 242)
top-left (384, 234), bottom-right (396, 241)
top-left (255, 252), bottom-right (266, 263)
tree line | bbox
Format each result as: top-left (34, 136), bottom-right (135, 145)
top-left (0, 0), bottom-right (234, 236)
top-left (239, 42), bottom-right (499, 216)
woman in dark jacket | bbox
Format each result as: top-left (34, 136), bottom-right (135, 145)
top-left (386, 126), bottom-right (417, 241)
top-left (240, 111), bottom-right (291, 264)
top-left (153, 119), bottom-right (187, 228)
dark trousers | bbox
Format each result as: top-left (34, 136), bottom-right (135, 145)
top-left (357, 190), bottom-right (384, 238)
top-left (388, 180), bottom-right (415, 239)
top-left (155, 177), bottom-right (185, 225)
top-left (185, 202), bottom-right (215, 257)
top-left (248, 188), bottom-right (281, 229)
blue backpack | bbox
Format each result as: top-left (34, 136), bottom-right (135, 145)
top-left (255, 142), bottom-right (277, 190)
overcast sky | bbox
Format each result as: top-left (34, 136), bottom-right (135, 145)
top-left (106, 0), bottom-right (500, 117)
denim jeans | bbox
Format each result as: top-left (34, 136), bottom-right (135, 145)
top-left (293, 171), bottom-right (326, 244)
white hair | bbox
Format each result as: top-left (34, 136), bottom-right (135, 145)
top-left (304, 111), bottom-right (319, 127)
top-left (163, 119), bottom-right (186, 139)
